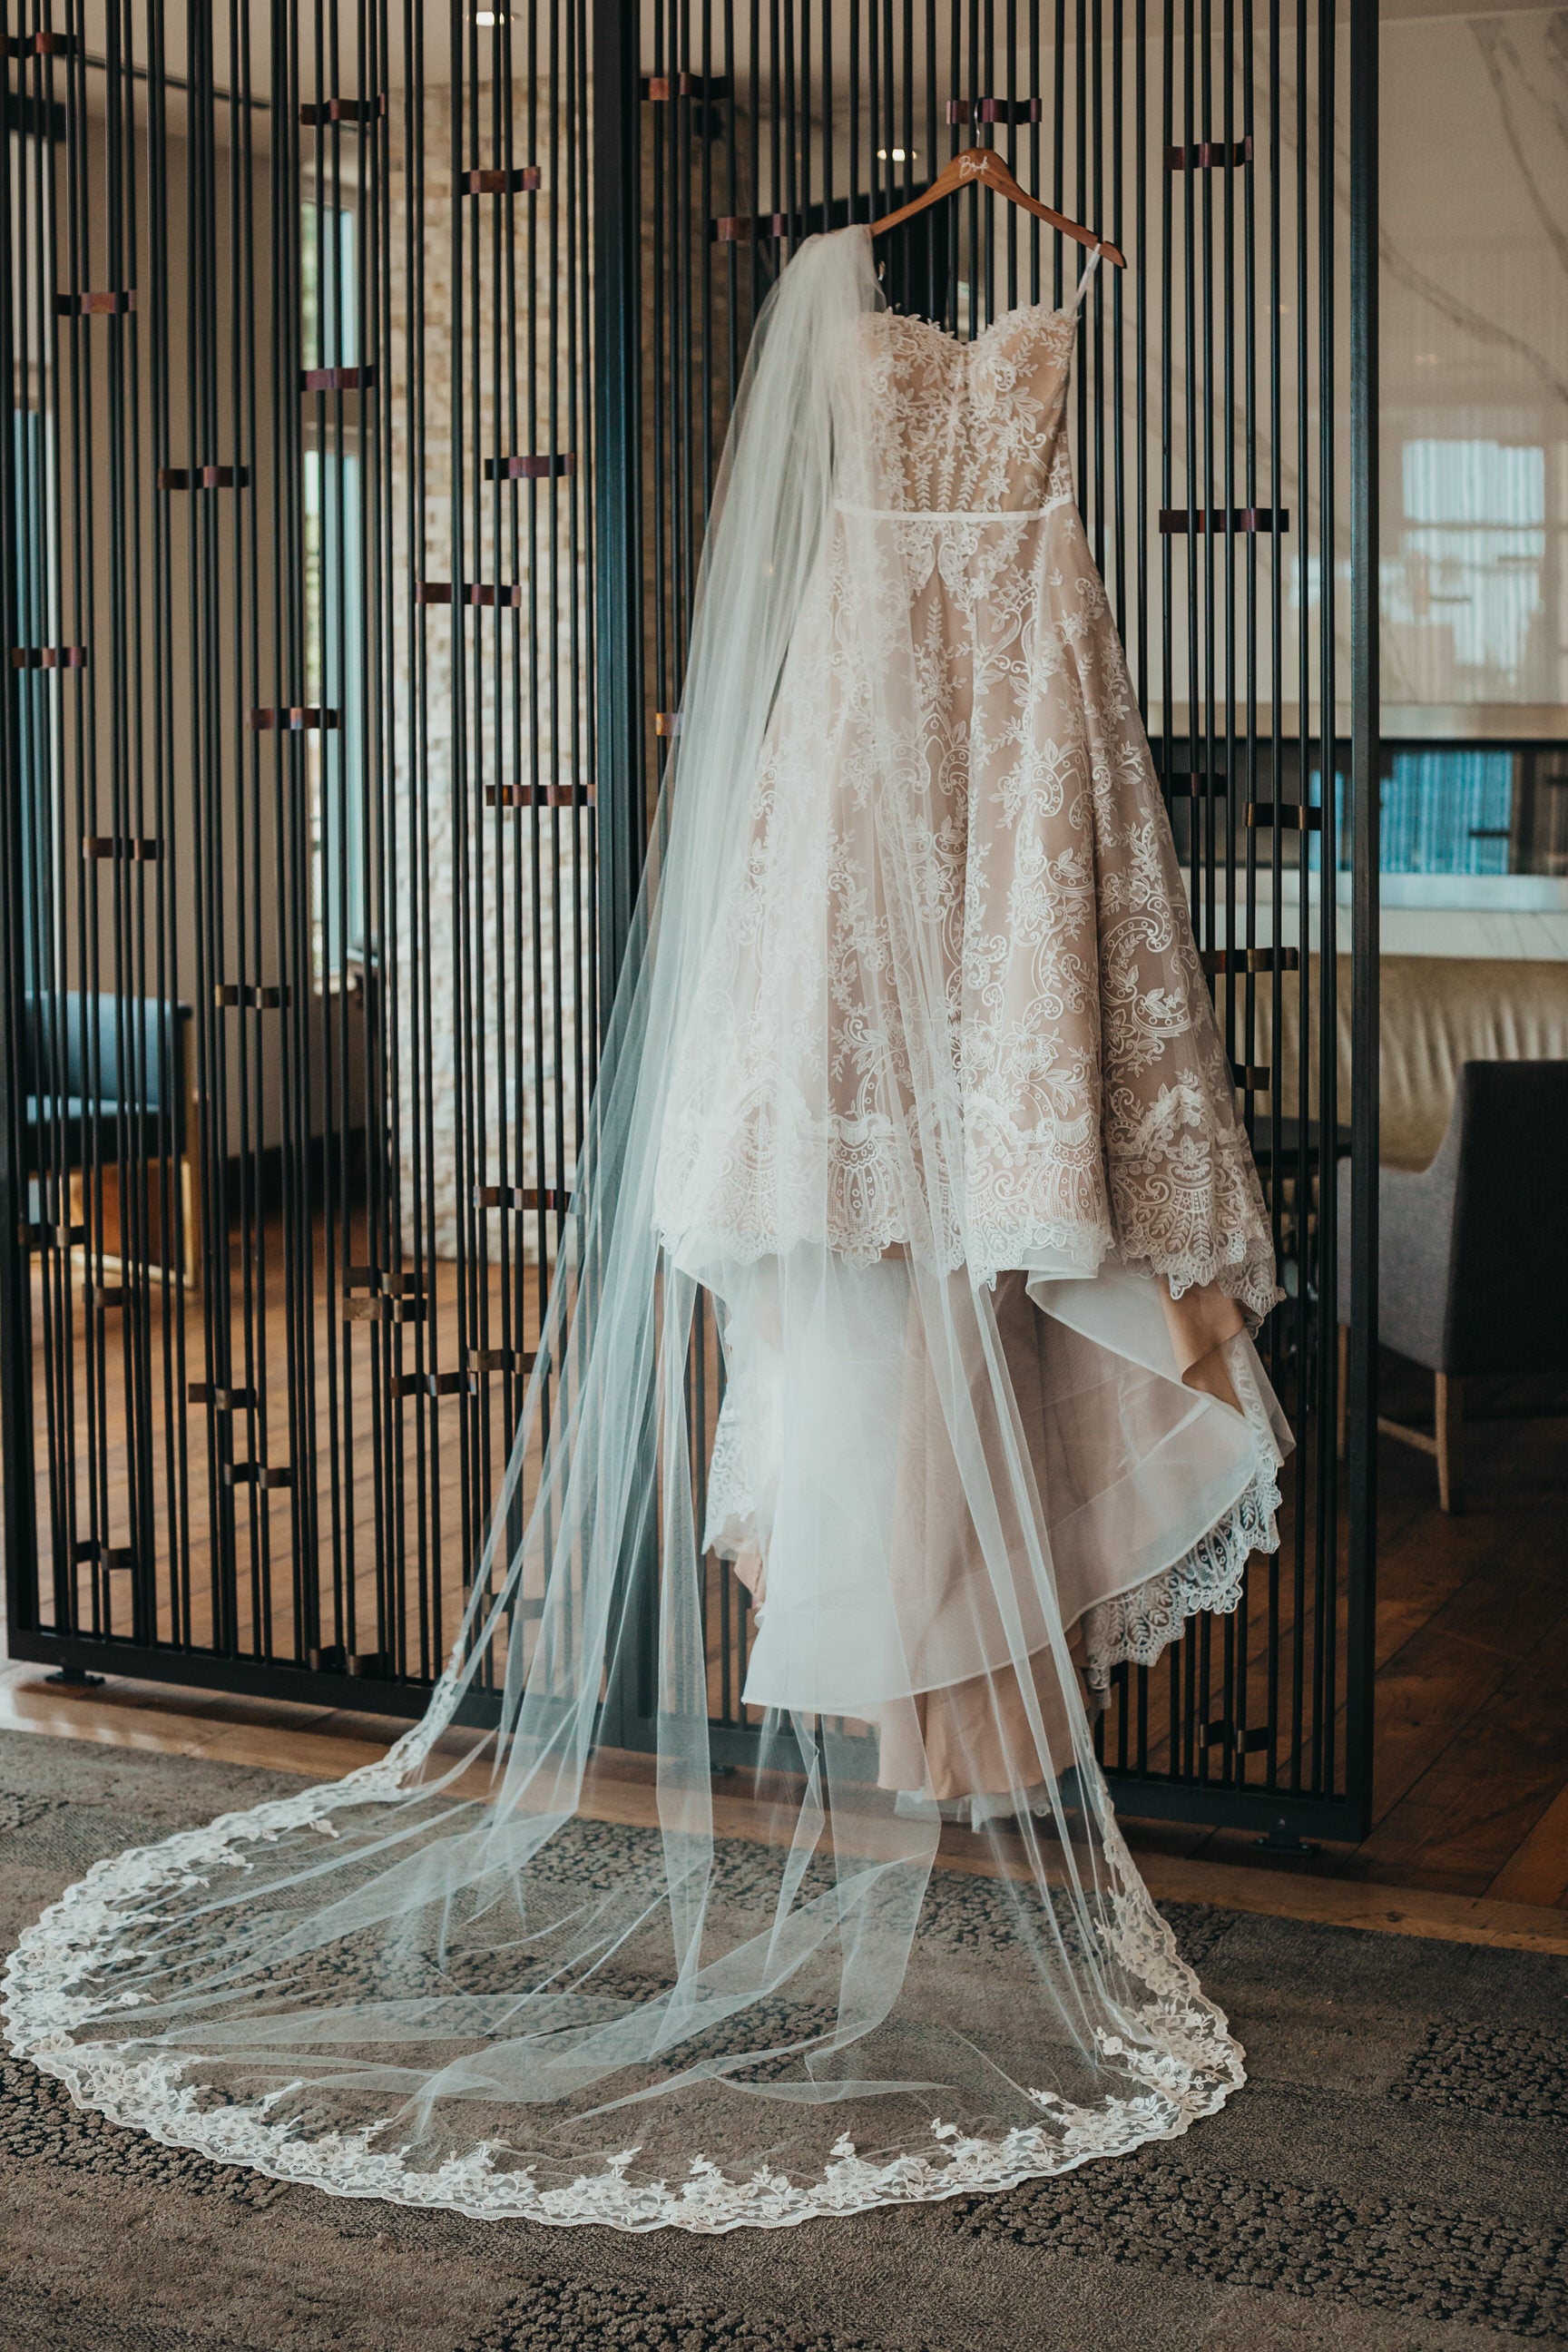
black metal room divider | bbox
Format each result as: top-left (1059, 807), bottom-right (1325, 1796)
top-left (3, 0), bottom-right (1378, 1846)
top-left (0, 3), bottom-right (598, 1714)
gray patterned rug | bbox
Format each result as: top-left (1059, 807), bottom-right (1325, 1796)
top-left (1, 1731), bottom-right (1564, 2352)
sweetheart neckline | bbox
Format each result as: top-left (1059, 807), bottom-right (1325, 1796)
top-left (877, 297), bottom-right (1079, 352)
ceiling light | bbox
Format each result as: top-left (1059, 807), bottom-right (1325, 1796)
top-left (876, 147), bottom-right (917, 162)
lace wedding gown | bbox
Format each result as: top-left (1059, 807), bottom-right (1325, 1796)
top-left (655, 241), bottom-right (1287, 1809)
top-left (4, 227), bottom-right (1287, 2234)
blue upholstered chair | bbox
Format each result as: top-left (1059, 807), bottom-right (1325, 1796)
top-left (22, 993), bottom-right (199, 1282)
top-left (1338, 1058), bottom-right (1568, 1512)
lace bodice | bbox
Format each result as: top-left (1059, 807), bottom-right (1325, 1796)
top-left (656, 272), bottom-right (1278, 1325)
top-left (848, 301), bottom-right (1082, 514)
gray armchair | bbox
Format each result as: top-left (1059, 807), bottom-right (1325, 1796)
top-left (1338, 1059), bottom-right (1568, 1512)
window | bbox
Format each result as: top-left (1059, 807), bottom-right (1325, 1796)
top-left (1378, 748), bottom-right (1515, 877)
top-left (1387, 437), bottom-right (1548, 696)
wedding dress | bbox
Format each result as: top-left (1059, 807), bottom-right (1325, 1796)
top-left (3, 225), bottom-right (1287, 2234)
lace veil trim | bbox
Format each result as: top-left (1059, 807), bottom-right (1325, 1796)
top-left (2, 1779), bottom-right (1241, 2234)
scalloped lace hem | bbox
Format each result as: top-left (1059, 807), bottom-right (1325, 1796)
top-left (2, 1717), bottom-right (1244, 2234)
top-left (0, 2034), bottom-right (1242, 2232)
top-left (1080, 1364), bottom-right (1284, 1691)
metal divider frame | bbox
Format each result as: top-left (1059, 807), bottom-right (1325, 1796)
top-left (1, 0), bottom-right (1378, 1843)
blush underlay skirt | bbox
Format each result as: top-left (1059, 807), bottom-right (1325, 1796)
top-left (703, 1255), bottom-right (1287, 1821)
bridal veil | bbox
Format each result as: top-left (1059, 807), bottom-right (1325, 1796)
top-left (4, 228), bottom-right (1286, 2232)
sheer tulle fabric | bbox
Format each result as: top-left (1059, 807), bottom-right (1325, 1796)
top-left (3, 229), bottom-right (1286, 2233)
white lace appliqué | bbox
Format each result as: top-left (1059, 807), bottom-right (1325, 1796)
top-left (653, 301), bottom-right (1277, 1324)
top-left (1080, 1338), bottom-right (1285, 1689)
top-left (1, 1717), bottom-right (1243, 2233)
top-left (1081, 1458), bottom-right (1282, 1691)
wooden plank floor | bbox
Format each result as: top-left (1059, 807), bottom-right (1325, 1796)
top-left (20, 1214), bottom-right (554, 1681)
top-left (1123, 1353), bottom-right (1568, 1908)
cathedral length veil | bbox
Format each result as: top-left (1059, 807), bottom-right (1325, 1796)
top-left (4, 228), bottom-right (1287, 2231)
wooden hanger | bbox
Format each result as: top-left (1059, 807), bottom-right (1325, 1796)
top-left (869, 144), bottom-right (1126, 269)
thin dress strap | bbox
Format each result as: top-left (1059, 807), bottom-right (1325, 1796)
top-left (1073, 243), bottom-right (1103, 311)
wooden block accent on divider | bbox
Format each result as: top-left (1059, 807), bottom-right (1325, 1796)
top-left (462, 166), bottom-right (542, 193)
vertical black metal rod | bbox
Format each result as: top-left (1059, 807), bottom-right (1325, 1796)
top-left (229, 0), bottom-right (261, 1657)
top-left (593, 0), bottom-right (645, 1023)
top-left (1262, 0), bottom-right (1283, 1788)
top-left (20, 14), bottom-right (57, 1644)
top-left (1313, 0), bottom-right (1338, 1797)
top-left (1051, 0), bottom-right (1063, 308)
top-left (823, 0), bottom-right (835, 233)
top-left (448, 0), bottom-right (473, 1590)
top-left (128, 0), bottom-right (159, 1642)
top-left (592, 0), bottom-right (652, 1749)
top-left (314, 0), bottom-right (347, 1654)
top-left (53, 13), bottom-right (82, 1651)
top-left (1231, 0), bottom-right (1258, 1779)
top-left (1289, 0), bottom-right (1311, 1791)
top-left (1157, 0), bottom-right (1172, 872)
top-left (1343, 0), bottom-right (1378, 1835)
top-left (1108, 0), bottom-right (1123, 631)
top-left (1132, 0), bottom-right (1146, 710)
top-left (0, 0), bottom-right (41, 1668)
top-left (65, 0), bottom-right (107, 1645)
top-left (407, 0), bottom-right (438, 1671)
top-left (370, 0), bottom-right (404, 1670)
top-left (867, 0), bottom-right (880, 230)
top-left (367, 0), bottom-right (397, 1662)
top-left (1214, 0), bottom-right (1238, 1781)
top-left (151, 0), bottom-right (197, 1651)
top-left (282, 0), bottom-right (321, 1662)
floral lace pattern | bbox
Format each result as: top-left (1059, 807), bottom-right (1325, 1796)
top-left (654, 299), bottom-right (1277, 1322)
top-left (854, 300), bottom-right (1082, 515)
top-left (1081, 1454), bottom-right (1283, 1690)
top-left (2, 1720), bottom-right (1243, 2234)
top-left (1081, 1347), bottom-right (1286, 1690)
